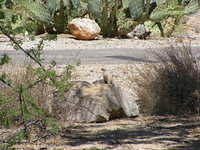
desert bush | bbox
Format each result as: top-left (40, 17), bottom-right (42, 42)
top-left (0, 64), bottom-right (53, 126)
top-left (0, 63), bottom-right (73, 126)
top-left (131, 43), bottom-right (200, 115)
top-left (0, 25), bottom-right (74, 148)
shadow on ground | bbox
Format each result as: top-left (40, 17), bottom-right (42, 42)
top-left (106, 56), bottom-right (158, 63)
top-left (61, 116), bottom-right (200, 149)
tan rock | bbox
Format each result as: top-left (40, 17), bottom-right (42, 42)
top-left (68, 18), bottom-right (101, 40)
top-left (52, 80), bottom-right (139, 123)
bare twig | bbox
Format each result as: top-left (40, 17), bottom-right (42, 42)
top-left (0, 26), bottom-right (43, 67)
top-left (0, 78), bottom-right (13, 88)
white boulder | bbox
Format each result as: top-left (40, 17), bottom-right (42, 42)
top-left (68, 18), bottom-right (101, 40)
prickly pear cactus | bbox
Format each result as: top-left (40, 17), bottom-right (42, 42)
top-left (116, 8), bottom-right (138, 35)
top-left (88, 0), bottom-right (121, 37)
top-left (87, 0), bottom-right (199, 37)
top-left (155, 0), bottom-right (166, 5)
top-left (129, 0), bottom-right (144, 20)
top-left (122, 0), bottom-right (131, 8)
top-left (150, 0), bottom-right (199, 21)
top-left (87, 0), bottom-right (101, 19)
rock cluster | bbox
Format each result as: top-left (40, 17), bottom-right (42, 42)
top-left (52, 78), bottom-right (139, 123)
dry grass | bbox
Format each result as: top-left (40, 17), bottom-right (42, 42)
top-left (128, 64), bottom-right (157, 114)
top-left (0, 63), bottom-right (53, 126)
top-left (129, 43), bottom-right (200, 115)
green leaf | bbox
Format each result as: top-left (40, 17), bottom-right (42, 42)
top-left (0, 54), bottom-right (10, 65)
top-left (46, 0), bottom-right (57, 16)
top-left (14, 0), bottom-right (52, 24)
top-left (0, 94), bottom-right (15, 104)
top-left (45, 118), bottom-right (61, 133)
top-left (122, 0), bottom-right (131, 9)
top-left (0, 73), bottom-right (12, 86)
top-left (43, 34), bottom-right (57, 41)
top-left (71, 0), bottom-right (80, 8)
top-left (129, 0), bottom-right (144, 20)
top-left (155, 0), bottom-right (166, 5)
top-left (184, 0), bottom-right (200, 14)
top-left (88, 0), bottom-right (101, 18)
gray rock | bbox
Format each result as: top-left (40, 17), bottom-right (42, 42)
top-left (134, 24), bottom-right (146, 36)
top-left (52, 81), bottom-right (139, 123)
top-left (127, 24), bottom-right (151, 39)
top-left (112, 86), bottom-right (139, 117)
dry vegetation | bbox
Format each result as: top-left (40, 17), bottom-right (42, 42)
top-left (129, 43), bottom-right (200, 115)
top-left (0, 64), bottom-right (53, 127)
top-left (1, 43), bottom-right (200, 149)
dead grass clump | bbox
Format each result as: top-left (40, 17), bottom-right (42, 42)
top-left (131, 44), bottom-right (200, 115)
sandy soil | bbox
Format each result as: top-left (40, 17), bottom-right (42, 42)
top-left (1, 115), bottom-right (198, 150)
top-left (0, 34), bottom-right (200, 52)
top-left (0, 10), bottom-right (200, 150)
top-left (0, 11), bottom-right (199, 52)
top-left (0, 63), bottom-right (200, 150)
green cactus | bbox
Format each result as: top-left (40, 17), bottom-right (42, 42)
top-left (149, 0), bottom-right (200, 36)
top-left (116, 8), bottom-right (138, 35)
top-left (122, 0), bottom-right (132, 8)
top-left (87, 0), bottom-right (101, 19)
top-left (0, 0), bottom-right (88, 34)
top-left (129, 0), bottom-right (144, 20)
top-left (151, 0), bottom-right (200, 21)
top-left (1, 0), bottom-right (199, 37)
top-left (54, 0), bottom-right (65, 33)
top-left (155, 0), bottom-right (166, 5)
top-left (88, 0), bottom-right (121, 37)
top-left (46, 0), bottom-right (85, 33)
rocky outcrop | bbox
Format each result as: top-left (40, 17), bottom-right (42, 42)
top-left (68, 18), bottom-right (101, 40)
top-left (52, 79), bottom-right (139, 123)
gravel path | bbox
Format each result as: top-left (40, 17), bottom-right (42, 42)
top-left (0, 34), bottom-right (200, 51)
top-left (0, 10), bottom-right (199, 51)
top-left (0, 35), bottom-right (200, 64)
top-left (1, 11), bottom-right (200, 150)
top-left (8, 115), bottom-right (200, 150)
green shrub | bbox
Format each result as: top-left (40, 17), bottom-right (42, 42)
top-left (132, 43), bottom-right (200, 115)
top-left (0, 25), bottom-right (73, 147)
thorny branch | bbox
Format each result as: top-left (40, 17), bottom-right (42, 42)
top-left (0, 26), bottom-right (43, 67)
